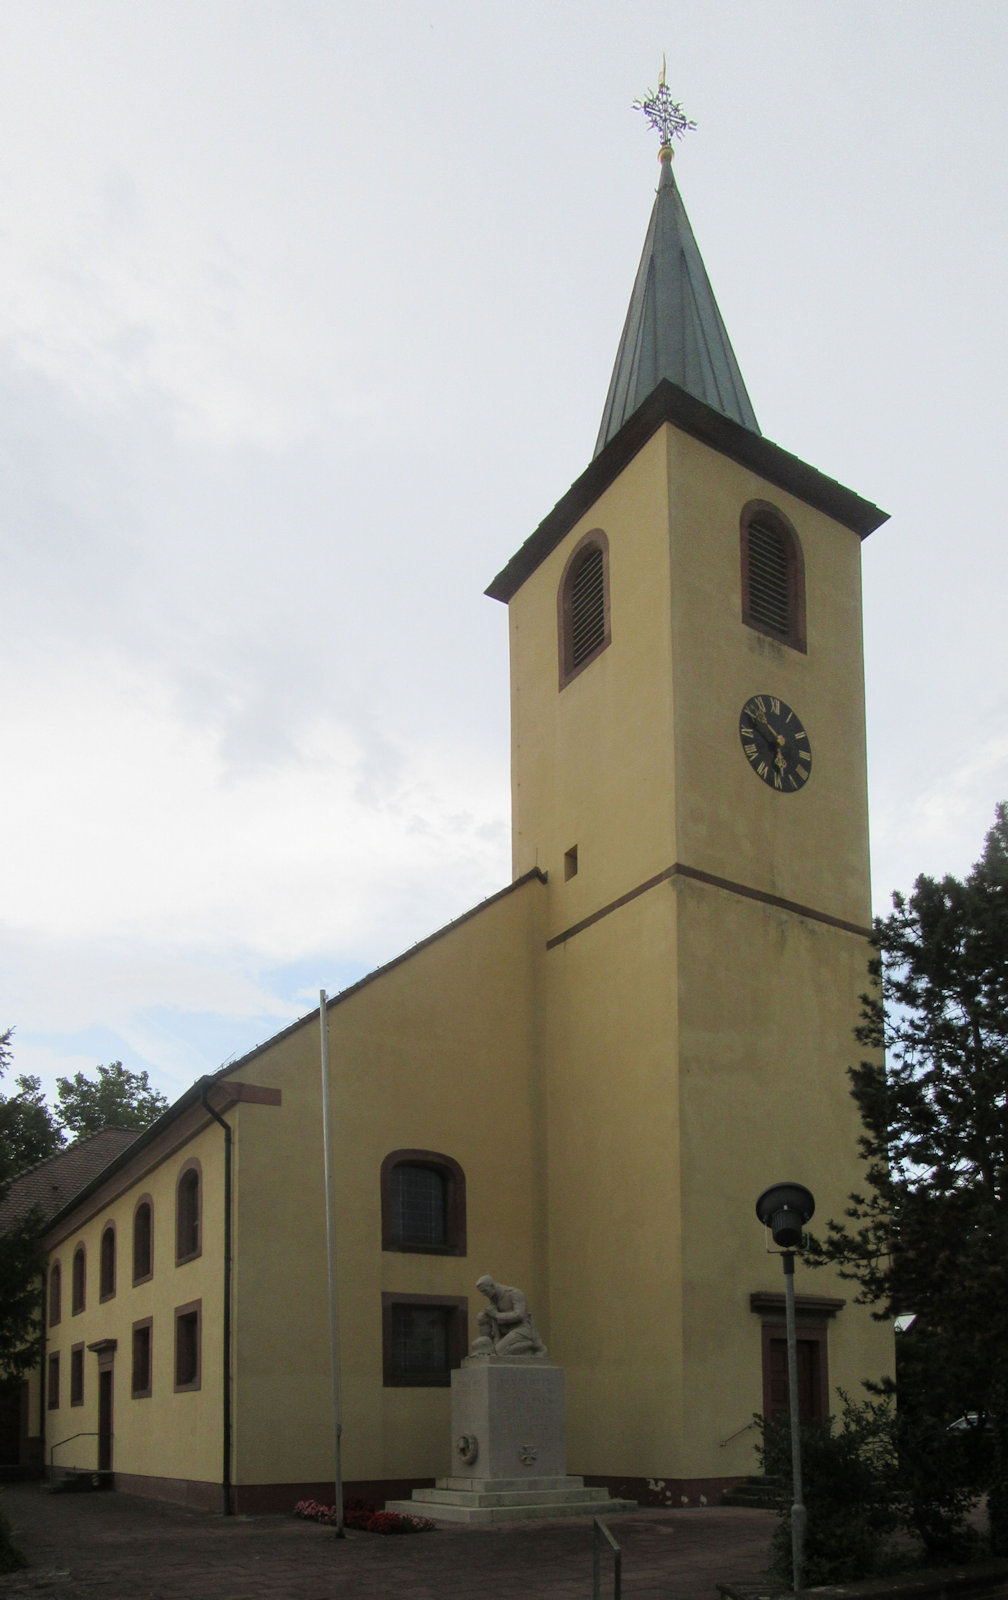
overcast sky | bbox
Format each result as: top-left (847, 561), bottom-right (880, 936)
top-left (2, 1), bottom-right (1006, 1108)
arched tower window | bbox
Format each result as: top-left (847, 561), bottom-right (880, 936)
top-left (740, 501), bottom-right (806, 653)
top-left (176, 1162), bottom-right (202, 1264)
top-left (381, 1150), bottom-right (466, 1255)
top-left (99, 1222), bottom-right (116, 1301)
top-left (133, 1197), bottom-right (153, 1283)
top-left (71, 1244), bottom-right (86, 1315)
top-left (558, 529), bottom-right (611, 686)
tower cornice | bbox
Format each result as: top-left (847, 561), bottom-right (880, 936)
top-left (486, 379), bottom-right (887, 604)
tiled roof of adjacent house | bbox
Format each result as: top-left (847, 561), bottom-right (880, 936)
top-left (0, 1127), bottom-right (140, 1231)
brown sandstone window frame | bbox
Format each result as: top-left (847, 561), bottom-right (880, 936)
top-left (381, 1292), bottom-right (468, 1388)
top-left (47, 1352), bottom-right (60, 1410)
top-left (557, 528), bottom-right (612, 689)
top-left (175, 1161), bottom-right (202, 1266)
top-left (740, 500), bottom-right (807, 654)
top-left (173, 1300), bottom-right (201, 1393)
top-left (133, 1196), bottom-right (154, 1285)
top-left (380, 1149), bottom-right (467, 1256)
top-left (99, 1221), bottom-right (116, 1302)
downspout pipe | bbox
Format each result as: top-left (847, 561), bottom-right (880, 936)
top-left (201, 1086), bottom-right (234, 1516)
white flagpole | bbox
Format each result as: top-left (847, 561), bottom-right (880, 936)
top-left (319, 989), bottom-right (344, 1534)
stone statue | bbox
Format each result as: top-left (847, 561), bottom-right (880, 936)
top-left (470, 1275), bottom-right (548, 1357)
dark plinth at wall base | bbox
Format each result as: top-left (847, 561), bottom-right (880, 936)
top-left (719, 1559), bottom-right (1008, 1600)
top-left (232, 1478), bottom-right (435, 1515)
top-left (112, 1472), bottom-right (225, 1513)
top-left (585, 1474), bottom-right (749, 1509)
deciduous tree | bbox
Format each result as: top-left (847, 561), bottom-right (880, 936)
top-left (55, 1060), bottom-right (168, 1138)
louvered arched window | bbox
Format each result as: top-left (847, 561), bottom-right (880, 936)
top-left (558, 530), bottom-right (611, 686)
top-left (741, 502), bottom-right (806, 653)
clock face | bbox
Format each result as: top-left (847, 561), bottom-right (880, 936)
top-left (739, 695), bottom-right (812, 793)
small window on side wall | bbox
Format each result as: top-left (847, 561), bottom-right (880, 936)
top-left (381, 1150), bottom-right (466, 1255)
top-left (70, 1344), bottom-right (85, 1407)
top-left (381, 1293), bottom-right (468, 1387)
top-left (99, 1223), bottom-right (116, 1301)
top-left (132, 1319), bottom-right (153, 1399)
top-left (48, 1263), bottom-right (62, 1328)
top-left (71, 1245), bottom-right (86, 1315)
top-left (176, 1163), bottom-right (201, 1265)
top-left (558, 529), bottom-right (611, 687)
top-left (174, 1300), bottom-right (201, 1392)
top-left (133, 1198), bottom-right (153, 1284)
top-left (740, 501), bottom-right (806, 653)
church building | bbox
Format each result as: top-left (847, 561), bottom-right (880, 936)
top-left (37, 111), bottom-right (893, 1512)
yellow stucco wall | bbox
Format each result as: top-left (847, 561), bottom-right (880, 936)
top-left (229, 874), bottom-right (547, 1490)
top-left (506, 419), bottom-right (892, 1485)
top-left (43, 1116), bottom-right (225, 1493)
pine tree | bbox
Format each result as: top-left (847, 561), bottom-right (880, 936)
top-left (819, 803), bottom-right (1008, 1555)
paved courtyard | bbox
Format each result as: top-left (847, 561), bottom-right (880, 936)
top-left (1, 1483), bottom-right (777, 1600)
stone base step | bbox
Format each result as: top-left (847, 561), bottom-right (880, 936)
top-left (386, 1479), bottom-right (637, 1525)
top-left (417, 1486), bottom-right (613, 1510)
top-left (436, 1474), bottom-right (583, 1493)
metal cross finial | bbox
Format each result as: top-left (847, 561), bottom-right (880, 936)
top-left (633, 60), bottom-right (696, 147)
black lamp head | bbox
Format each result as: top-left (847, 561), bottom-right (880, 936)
top-left (755, 1182), bottom-right (815, 1249)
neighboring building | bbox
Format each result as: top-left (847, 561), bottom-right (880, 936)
top-left (0, 1129), bottom-right (139, 1477)
top-left (39, 138), bottom-right (894, 1513)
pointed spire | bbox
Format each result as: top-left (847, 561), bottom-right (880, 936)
top-left (594, 97), bottom-right (760, 458)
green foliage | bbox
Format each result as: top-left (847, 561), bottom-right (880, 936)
top-left (0, 1030), bottom-right (53, 1375)
top-left (0, 1034), bottom-right (166, 1378)
top-left (0, 1199), bottom-right (45, 1376)
top-left (55, 1061), bottom-right (168, 1138)
top-left (758, 1396), bottom-right (904, 1585)
top-left (810, 803), bottom-right (1008, 1556)
top-left (0, 1030), bottom-right (63, 1182)
top-left (0, 1493), bottom-right (26, 1574)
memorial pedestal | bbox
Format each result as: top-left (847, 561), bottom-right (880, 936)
top-left (385, 1355), bottom-right (636, 1525)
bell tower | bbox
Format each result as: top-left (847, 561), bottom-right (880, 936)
top-left (487, 84), bottom-right (893, 1498)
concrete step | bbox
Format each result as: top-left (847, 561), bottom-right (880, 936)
top-left (385, 1493), bottom-right (638, 1526)
top-left (415, 1485), bottom-right (613, 1509)
top-left (436, 1474), bottom-right (584, 1493)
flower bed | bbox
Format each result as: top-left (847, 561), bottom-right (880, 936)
top-left (294, 1497), bottom-right (436, 1534)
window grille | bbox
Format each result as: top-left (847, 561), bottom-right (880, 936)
top-left (391, 1164), bottom-right (446, 1248)
top-left (394, 1304), bottom-right (450, 1377)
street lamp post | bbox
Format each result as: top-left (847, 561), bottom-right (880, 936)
top-left (755, 1182), bottom-right (816, 1594)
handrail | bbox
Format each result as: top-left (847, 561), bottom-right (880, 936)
top-left (719, 1418), bottom-right (758, 1448)
top-left (49, 1431), bottom-right (104, 1473)
top-left (593, 1517), bottom-right (622, 1600)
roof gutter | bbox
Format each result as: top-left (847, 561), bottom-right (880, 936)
top-left (201, 1087), bottom-right (233, 1516)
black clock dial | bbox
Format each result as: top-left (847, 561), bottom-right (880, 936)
top-left (739, 695), bottom-right (812, 793)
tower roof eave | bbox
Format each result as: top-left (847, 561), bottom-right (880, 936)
top-left (486, 380), bottom-right (887, 605)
